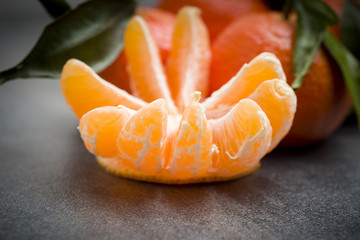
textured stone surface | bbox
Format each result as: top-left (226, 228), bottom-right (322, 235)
top-left (0, 5), bottom-right (360, 240)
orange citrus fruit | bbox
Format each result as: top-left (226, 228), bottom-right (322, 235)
top-left (157, 0), bottom-right (268, 41)
top-left (60, 7), bottom-right (297, 184)
top-left (210, 12), bottom-right (352, 147)
top-left (98, 8), bottom-right (176, 93)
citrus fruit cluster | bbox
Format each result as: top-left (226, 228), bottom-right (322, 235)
top-left (60, 7), bottom-right (297, 184)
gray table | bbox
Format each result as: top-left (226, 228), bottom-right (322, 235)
top-left (1, 4), bottom-right (359, 240)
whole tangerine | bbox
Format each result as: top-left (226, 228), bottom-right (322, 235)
top-left (210, 12), bottom-right (352, 146)
top-left (157, 0), bottom-right (268, 41)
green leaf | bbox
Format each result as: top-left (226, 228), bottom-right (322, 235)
top-left (291, 0), bottom-right (339, 89)
top-left (341, 0), bottom-right (360, 60)
top-left (0, 0), bottom-right (136, 85)
top-left (38, 0), bottom-right (71, 19)
top-left (324, 30), bottom-right (360, 128)
top-left (300, 0), bottom-right (339, 25)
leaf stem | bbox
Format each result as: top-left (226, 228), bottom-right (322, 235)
top-left (0, 64), bottom-right (28, 85)
top-left (283, 0), bottom-right (295, 20)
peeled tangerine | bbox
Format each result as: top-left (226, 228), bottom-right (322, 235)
top-left (60, 7), bottom-right (297, 184)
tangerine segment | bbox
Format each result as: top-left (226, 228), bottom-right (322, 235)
top-left (96, 155), bottom-right (260, 184)
top-left (248, 79), bottom-right (297, 152)
top-left (210, 99), bottom-right (272, 177)
top-left (166, 6), bottom-right (211, 112)
top-left (79, 106), bottom-right (134, 158)
top-left (124, 16), bottom-right (177, 114)
top-left (203, 52), bottom-right (286, 111)
top-left (117, 99), bottom-right (169, 175)
top-left (60, 59), bottom-right (146, 118)
top-left (166, 92), bottom-right (213, 179)
top-left (99, 8), bottom-right (176, 92)
top-left (136, 8), bottom-right (176, 61)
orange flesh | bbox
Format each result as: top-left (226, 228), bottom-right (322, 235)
top-left (79, 106), bottom-right (134, 158)
top-left (209, 99), bottom-right (272, 176)
top-left (248, 79), bottom-right (296, 151)
top-left (165, 92), bottom-right (213, 179)
top-left (60, 7), bottom-right (297, 184)
top-left (124, 17), bottom-right (177, 114)
top-left (60, 59), bottom-right (146, 118)
top-left (166, 7), bottom-right (211, 112)
top-left (98, 8), bottom-right (176, 92)
top-left (203, 52), bottom-right (286, 111)
top-left (117, 99), bottom-right (168, 174)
